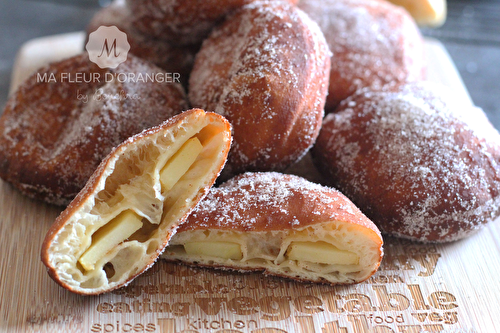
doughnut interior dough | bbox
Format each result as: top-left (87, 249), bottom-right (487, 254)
top-left (166, 220), bottom-right (381, 284)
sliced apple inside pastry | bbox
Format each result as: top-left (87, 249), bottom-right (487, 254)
top-left (286, 241), bottom-right (359, 266)
top-left (41, 109), bottom-right (231, 295)
top-left (78, 210), bottom-right (143, 271)
top-left (162, 172), bottom-right (384, 285)
top-left (184, 241), bottom-right (243, 260)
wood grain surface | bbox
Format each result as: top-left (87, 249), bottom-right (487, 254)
top-left (1, 35), bottom-right (499, 333)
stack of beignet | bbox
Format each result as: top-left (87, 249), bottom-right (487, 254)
top-left (5, 0), bottom-right (498, 296)
top-left (42, 109), bottom-right (231, 294)
top-left (162, 172), bottom-right (384, 285)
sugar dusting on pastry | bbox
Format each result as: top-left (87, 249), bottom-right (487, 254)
top-left (313, 81), bottom-right (500, 242)
top-left (299, 0), bottom-right (425, 110)
top-left (189, 1), bottom-right (330, 178)
top-left (0, 54), bottom-right (188, 205)
top-left (128, 0), bottom-right (299, 44)
top-left (179, 172), bottom-right (380, 235)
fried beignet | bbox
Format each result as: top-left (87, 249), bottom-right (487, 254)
top-left (312, 82), bottom-right (500, 242)
top-left (162, 172), bottom-right (383, 285)
top-left (41, 109), bottom-right (231, 294)
top-left (0, 53), bottom-right (188, 206)
top-left (87, 0), bottom-right (200, 86)
top-left (299, 0), bottom-right (425, 112)
top-left (127, 0), bottom-right (298, 45)
top-left (189, 1), bottom-right (330, 179)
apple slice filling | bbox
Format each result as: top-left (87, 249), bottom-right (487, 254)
top-left (160, 137), bottom-right (203, 192)
top-left (79, 210), bottom-right (143, 271)
top-left (78, 137), bottom-right (204, 273)
top-left (286, 241), bottom-right (359, 266)
top-left (183, 241), bottom-right (243, 260)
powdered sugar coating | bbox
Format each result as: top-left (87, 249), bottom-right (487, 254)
top-left (0, 54), bottom-right (188, 205)
top-left (178, 172), bottom-right (381, 236)
top-left (299, 0), bottom-right (425, 112)
top-left (312, 82), bottom-right (500, 242)
top-left (189, 1), bottom-right (330, 179)
top-left (127, 0), bottom-right (298, 45)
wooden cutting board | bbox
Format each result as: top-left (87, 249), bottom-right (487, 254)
top-left (1, 34), bottom-right (499, 333)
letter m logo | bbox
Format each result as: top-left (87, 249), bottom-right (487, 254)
top-left (86, 26), bottom-right (130, 69)
top-left (98, 38), bottom-right (121, 58)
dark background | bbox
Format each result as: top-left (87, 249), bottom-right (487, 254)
top-left (0, 0), bottom-right (499, 126)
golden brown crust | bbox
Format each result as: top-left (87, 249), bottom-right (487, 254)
top-left (127, 0), bottom-right (299, 45)
top-left (189, 1), bottom-right (330, 179)
top-left (299, 0), bottom-right (425, 112)
top-left (41, 109), bottom-right (232, 294)
top-left (311, 82), bottom-right (500, 242)
top-left (86, 1), bottom-right (200, 86)
top-left (0, 53), bottom-right (188, 206)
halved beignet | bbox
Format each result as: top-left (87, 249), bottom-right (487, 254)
top-left (41, 109), bottom-right (231, 295)
top-left (161, 172), bottom-right (383, 285)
